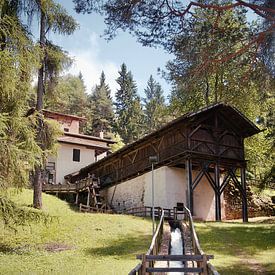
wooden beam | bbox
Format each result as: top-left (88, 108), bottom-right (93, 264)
top-left (215, 163), bottom-right (221, 221)
top-left (241, 167), bottom-right (248, 222)
top-left (186, 158), bottom-right (193, 214)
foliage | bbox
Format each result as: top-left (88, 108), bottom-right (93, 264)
top-left (86, 71), bottom-right (115, 136)
top-left (0, 189), bottom-right (152, 274)
top-left (73, 0), bottom-right (275, 75)
top-left (32, 0), bottom-right (78, 209)
top-left (143, 75), bottom-right (167, 133)
top-left (109, 133), bottom-right (125, 152)
top-left (0, 194), bottom-right (50, 230)
top-left (166, 6), bottom-right (274, 185)
top-left (45, 74), bottom-right (88, 117)
top-left (168, 7), bottom-right (261, 111)
top-left (115, 63), bottom-right (144, 144)
top-left (0, 15), bottom-right (41, 189)
top-left (0, 0), bottom-right (77, 210)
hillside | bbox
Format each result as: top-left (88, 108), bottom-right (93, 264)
top-left (195, 218), bottom-right (275, 274)
top-left (0, 189), bottom-right (152, 274)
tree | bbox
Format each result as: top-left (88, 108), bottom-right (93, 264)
top-left (166, 6), bottom-right (274, 185)
top-left (45, 74), bottom-right (88, 117)
top-left (86, 71), bottom-right (115, 137)
top-left (73, 0), bottom-right (275, 75)
top-left (4, 0), bottom-right (78, 209)
top-left (168, 6), bottom-right (263, 114)
top-left (33, 1), bottom-right (78, 209)
top-left (143, 75), bottom-right (167, 133)
top-left (115, 63), bottom-right (144, 144)
top-left (0, 2), bottom-right (56, 226)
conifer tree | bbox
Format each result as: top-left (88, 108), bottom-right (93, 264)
top-left (45, 74), bottom-right (88, 117)
top-left (115, 63), bottom-right (144, 144)
top-left (143, 75), bottom-right (167, 133)
top-left (33, 0), bottom-right (78, 209)
top-left (87, 71), bottom-right (115, 137)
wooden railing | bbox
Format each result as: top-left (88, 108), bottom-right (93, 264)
top-left (129, 208), bottom-right (165, 275)
top-left (42, 177), bottom-right (94, 193)
top-left (79, 203), bottom-right (113, 214)
top-left (129, 206), bottom-right (219, 275)
top-left (122, 206), bottom-right (185, 220)
top-left (135, 254), bottom-right (213, 274)
top-left (183, 205), bottom-right (219, 275)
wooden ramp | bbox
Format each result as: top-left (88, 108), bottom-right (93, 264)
top-left (129, 207), bottom-right (219, 275)
top-left (42, 175), bottom-right (112, 213)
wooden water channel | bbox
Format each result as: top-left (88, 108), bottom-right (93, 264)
top-left (129, 206), bottom-right (219, 275)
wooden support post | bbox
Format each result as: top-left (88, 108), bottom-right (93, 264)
top-left (75, 192), bottom-right (79, 205)
top-left (202, 254), bottom-right (208, 275)
top-left (215, 163), bottom-right (221, 221)
top-left (141, 254), bottom-right (146, 275)
top-left (86, 188), bottom-right (90, 207)
top-left (241, 167), bottom-right (248, 222)
top-left (186, 158), bottom-right (193, 214)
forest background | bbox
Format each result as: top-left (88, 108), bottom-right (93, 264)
top-left (0, 0), bottom-right (274, 220)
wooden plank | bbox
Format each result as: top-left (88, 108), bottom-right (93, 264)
top-left (136, 254), bottom-right (214, 261)
top-left (128, 263), bottom-right (142, 275)
top-left (146, 267), bottom-right (203, 273)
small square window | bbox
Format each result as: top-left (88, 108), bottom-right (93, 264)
top-left (73, 149), bottom-right (80, 162)
top-left (64, 128), bottom-right (69, 132)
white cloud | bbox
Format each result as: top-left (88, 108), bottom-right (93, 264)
top-left (66, 32), bottom-right (119, 98)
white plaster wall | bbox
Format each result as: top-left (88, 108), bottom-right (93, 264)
top-left (192, 171), bottom-right (215, 220)
top-left (104, 172), bottom-right (147, 211)
top-left (55, 144), bottom-right (95, 184)
top-left (143, 167), bottom-right (187, 209)
top-left (103, 166), bottom-right (225, 221)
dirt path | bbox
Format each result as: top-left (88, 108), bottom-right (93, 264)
top-left (238, 251), bottom-right (267, 274)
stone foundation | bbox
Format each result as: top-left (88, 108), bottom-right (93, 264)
top-left (224, 182), bottom-right (275, 219)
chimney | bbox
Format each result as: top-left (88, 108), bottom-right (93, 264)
top-left (99, 131), bottom-right (104, 139)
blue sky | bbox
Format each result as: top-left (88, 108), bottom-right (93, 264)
top-left (48, 1), bottom-right (173, 99)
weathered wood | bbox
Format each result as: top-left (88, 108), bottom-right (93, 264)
top-left (128, 263), bottom-right (142, 275)
top-left (241, 167), bottom-right (248, 222)
top-left (68, 104), bottom-right (259, 188)
top-left (75, 192), bottom-right (79, 205)
top-left (186, 158), bottom-right (193, 214)
top-left (146, 267), bottom-right (203, 273)
top-left (136, 254), bottom-right (214, 261)
top-left (141, 254), bottom-right (146, 275)
top-left (215, 163), bottom-right (221, 221)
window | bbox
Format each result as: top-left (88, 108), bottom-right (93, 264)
top-left (64, 128), bottom-right (69, 132)
top-left (73, 149), bottom-right (80, 162)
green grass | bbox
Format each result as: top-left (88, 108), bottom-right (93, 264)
top-left (0, 189), bottom-right (152, 274)
top-left (195, 217), bottom-right (275, 274)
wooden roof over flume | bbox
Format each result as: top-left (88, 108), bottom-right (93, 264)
top-left (65, 103), bottom-right (261, 188)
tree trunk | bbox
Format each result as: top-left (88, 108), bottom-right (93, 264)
top-left (33, 5), bottom-right (46, 209)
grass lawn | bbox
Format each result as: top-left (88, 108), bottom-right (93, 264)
top-left (0, 189), bottom-right (152, 274)
top-left (195, 217), bottom-right (275, 274)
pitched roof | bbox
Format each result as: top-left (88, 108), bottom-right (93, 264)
top-left (43, 110), bottom-right (87, 121)
top-left (65, 103), bottom-right (261, 180)
top-left (63, 132), bottom-right (116, 144)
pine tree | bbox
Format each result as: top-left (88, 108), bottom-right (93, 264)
top-left (143, 75), bottom-right (167, 133)
top-left (86, 71), bottom-right (115, 137)
top-left (33, 0), bottom-right (78, 209)
top-left (115, 64), bottom-right (144, 144)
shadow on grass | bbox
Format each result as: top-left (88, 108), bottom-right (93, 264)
top-left (0, 243), bottom-right (31, 254)
top-left (84, 233), bottom-right (151, 258)
top-left (216, 262), bottom-right (267, 275)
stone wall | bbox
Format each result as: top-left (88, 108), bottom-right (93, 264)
top-left (224, 182), bottom-right (275, 219)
